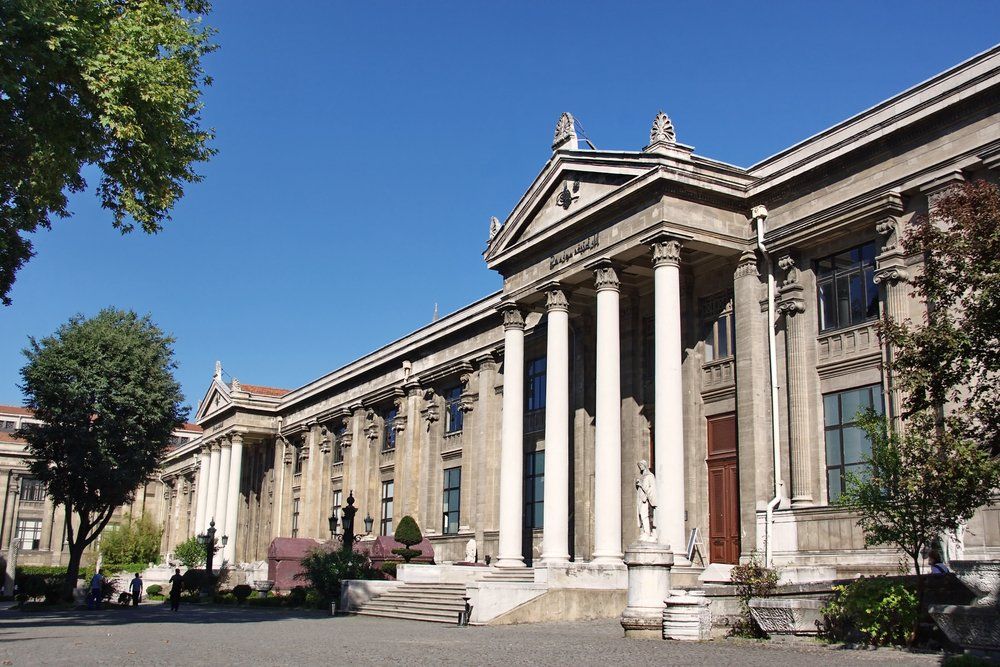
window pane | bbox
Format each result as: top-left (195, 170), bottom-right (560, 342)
top-left (836, 275), bottom-right (851, 328)
top-left (850, 273), bottom-right (865, 324)
top-left (842, 426), bottom-right (868, 465)
top-left (840, 388), bottom-right (865, 423)
top-left (861, 242), bottom-right (876, 265)
top-left (825, 430), bottom-right (842, 466)
top-left (872, 389), bottom-right (884, 415)
top-left (823, 394), bottom-right (840, 427)
top-left (704, 327), bottom-right (715, 362)
top-left (817, 257), bottom-right (834, 278)
top-left (864, 267), bottom-right (879, 319)
top-left (819, 281), bottom-right (836, 331)
top-left (717, 315), bottom-right (729, 358)
top-left (828, 468), bottom-right (843, 502)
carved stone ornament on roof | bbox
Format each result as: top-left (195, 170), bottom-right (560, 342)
top-left (552, 112), bottom-right (577, 151)
top-left (556, 179), bottom-right (580, 210)
top-left (489, 216), bottom-right (501, 241)
top-left (649, 111), bottom-right (676, 145)
top-left (231, 377), bottom-right (241, 392)
top-left (735, 249), bottom-right (759, 279)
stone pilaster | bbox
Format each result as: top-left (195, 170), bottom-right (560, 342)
top-left (874, 215), bottom-right (910, 428)
top-left (777, 253), bottom-right (812, 506)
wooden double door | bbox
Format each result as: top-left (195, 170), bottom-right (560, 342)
top-left (706, 413), bottom-right (740, 564)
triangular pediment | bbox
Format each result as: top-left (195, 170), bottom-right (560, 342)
top-left (195, 377), bottom-right (233, 423)
top-left (484, 151), bottom-right (654, 265)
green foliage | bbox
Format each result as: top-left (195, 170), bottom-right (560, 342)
top-left (885, 180), bottom-right (1000, 455)
top-left (100, 514), bottom-right (163, 567)
top-left (18, 308), bottom-right (186, 595)
top-left (146, 584), bottom-right (162, 596)
top-left (297, 547), bottom-right (379, 604)
top-left (820, 578), bottom-right (918, 646)
top-left (380, 561), bottom-right (398, 578)
top-left (174, 536), bottom-right (207, 569)
top-left (288, 586), bottom-right (308, 607)
top-left (729, 551), bottom-right (779, 638)
top-left (16, 566), bottom-right (90, 604)
top-left (0, 0), bottom-right (217, 304)
top-left (232, 584), bottom-right (252, 604)
top-left (181, 568), bottom-right (218, 593)
top-left (392, 515), bottom-right (424, 563)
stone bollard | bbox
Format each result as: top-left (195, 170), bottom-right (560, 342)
top-left (663, 589), bottom-right (711, 641)
top-left (620, 541), bottom-right (673, 638)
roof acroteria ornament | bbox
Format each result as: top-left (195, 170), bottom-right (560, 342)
top-left (552, 112), bottom-right (578, 151)
top-left (645, 110), bottom-right (676, 152)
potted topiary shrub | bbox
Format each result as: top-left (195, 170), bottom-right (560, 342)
top-left (392, 515), bottom-right (423, 564)
top-left (232, 584), bottom-right (252, 605)
top-left (146, 584), bottom-right (162, 599)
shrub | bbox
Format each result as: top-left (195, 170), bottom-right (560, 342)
top-left (297, 548), bottom-right (379, 605)
top-left (821, 577), bottom-right (918, 646)
top-left (247, 594), bottom-right (286, 608)
top-left (380, 561), bottom-right (398, 578)
top-left (174, 537), bottom-right (206, 569)
top-left (288, 586), bottom-right (308, 607)
top-left (181, 568), bottom-right (218, 593)
top-left (729, 551), bottom-right (779, 638)
top-left (100, 514), bottom-right (163, 567)
top-left (16, 566), bottom-right (91, 603)
top-left (305, 589), bottom-right (322, 609)
top-left (392, 515), bottom-right (423, 563)
top-left (146, 584), bottom-right (162, 596)
top-left (232, 584), bottom-right (252, 605)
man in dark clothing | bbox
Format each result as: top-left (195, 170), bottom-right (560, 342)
top-left (168, 568), bottom-right (183, 612)
top-left (129, 573), bottom-right (143, 606)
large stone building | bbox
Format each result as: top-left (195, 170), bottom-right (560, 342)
top-left (9, 47), bottom-right (1000, 590)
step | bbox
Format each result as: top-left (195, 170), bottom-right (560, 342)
top-left (361, 598), bottom-right (467, 610)
top-left (356, 608), bottom-right (460, 624)
top-left (375, 594), bottom-right (467, 605)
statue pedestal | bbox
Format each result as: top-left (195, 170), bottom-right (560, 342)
top-left (620, 541), bottom-right (673, 638)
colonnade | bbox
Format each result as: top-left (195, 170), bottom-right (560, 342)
top-left (496, 236), bottom-right (688, 567)
top-left (192, 433), bottom-right (244, 563)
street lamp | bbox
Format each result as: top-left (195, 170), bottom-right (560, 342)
top-left (364, 514), bottom-right (374, 536)
top-left (196, 519), bottom-right (228, 595)
top-left (328, 491), bottom-right (362, 553)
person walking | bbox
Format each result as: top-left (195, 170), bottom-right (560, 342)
top-left (88, 569), bottom-right (105, 610)
top-left (129, 573), bottom-right (143, 606)
top-left (168, 568), bottom-right (183, 612)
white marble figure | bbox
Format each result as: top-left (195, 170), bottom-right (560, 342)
top-left (465, 538), bottom-right (477, 564)
top-left (635, 460), bottom-right (658, 542)
top-left (489, 216), bottom-right (501, 240)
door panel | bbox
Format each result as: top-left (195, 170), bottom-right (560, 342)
top-left (707, 413), bottom-right (740, 564)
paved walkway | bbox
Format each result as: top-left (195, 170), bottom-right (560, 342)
top-left (0, 604), bottom-right (944, 666)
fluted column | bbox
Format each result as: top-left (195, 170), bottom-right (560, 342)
top-left (777, 254), bottom-right (811, 506)
top-left (223, 433), bottom-right (244, 563)
top-left (592, 261), bottom-right (623, 564)
top-left (650, 237), bottom-right (686, 557)
top-left (205, 441), bottom-right (222, 527)
top-left (194, 446), bottom-right (211, 534)
top-left (875, 216), bottom-right (910, 429)
top-left (541, 285), bottom-right (571, 565)
top-left (214, 438), bottom-right (232, 538)
top-left (497, 302), bottom-right (526, 568)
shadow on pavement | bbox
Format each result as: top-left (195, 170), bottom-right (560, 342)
top-left (0, 604), bottom-right (330, 631)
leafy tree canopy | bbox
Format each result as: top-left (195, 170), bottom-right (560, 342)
top-left (18, 308), bottom-right (186, 594)
top-left (100, 513), bottom-right (163, 567)
top-left (173, 535), bottom-right (205, 569)
top-left (0, 0), bottom-right (216, 304)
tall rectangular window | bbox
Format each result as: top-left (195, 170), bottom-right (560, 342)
top-left (824, 384), bottom-right (884, 502)
top-left (380, 480), bottom-right (394, 536)
top-left (444, 385), bottom-right (464, 434)
top-left (293, 445), bottom-right (303, 475)
top-left (817, 242), bottom-right (879, 332)
top-left (333, 426), bottom-right (346, 464)
top-left (20, 478), bottom-right (46, 503)
top-left (442, 467), bottom-right (461, 534)
top-left (526, 357), bottom-right (547, 413)
top-left (701, 292), bottom-right (735, 362)
top-left (16, 518), bottom-right (42, 550)
top-left (524, 451), bottom-right (544, 530)
top-left (291, 498), bottom-right (300, 538)
top-left (383, 408), bottom-right (398, 453)
top-left (331, 489), bottom-right (342, 533)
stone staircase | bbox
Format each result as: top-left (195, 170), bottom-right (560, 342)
top-left (354, 582), bottom-right (469, 624)
top-left (481, 568), bottom-right (535, 584)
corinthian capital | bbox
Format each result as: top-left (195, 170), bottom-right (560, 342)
top-left (650, 238), bottom-right (683, 268)
top-left (544, 286), bottom-right (569, 312)
top-left (498, 302), bottom-right (525, 330)
top-left (593, 263), bottom-right (620, 291)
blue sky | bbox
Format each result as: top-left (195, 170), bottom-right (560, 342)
top-left (3, 1), bottom-right (1000, 413)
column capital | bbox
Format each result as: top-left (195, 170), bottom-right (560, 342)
top-left (776, 295), bottom-right (806, 317)
top-left (873, 265), bottom-right (910, 286)
top-left (591, 261), bottom-right (621, 292)
top-left (497, 302), bottom-right (525, 330)
top-left (229, 432), bottom-right (244, 447)
top-left (734, 249), bottom-right (759, 279)
top-left (649, 236), bottom-right (683, 268)
top-left (543, 283), bottom-right (569, 312)
top-left (209, 440), bottom-right (221, 452)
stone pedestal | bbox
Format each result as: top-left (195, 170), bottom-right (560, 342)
top-left (620, 541), bottom-right (673, 638)
top-left (663, 589), bottom-right (711, 641)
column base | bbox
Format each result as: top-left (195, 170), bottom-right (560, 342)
top-left (540, 554), bottom-right (570, 566)
top-left (591, 554), bottom-right (625, 566)
top-left (494, 557), bottom-right (526, 568)
top-left (791, 495), bottom-right (814, 508)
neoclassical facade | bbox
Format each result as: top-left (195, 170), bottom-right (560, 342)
top-left (159, 46), bottom-right (1000, 578)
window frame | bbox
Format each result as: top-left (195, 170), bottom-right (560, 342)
top-left (382, 408), bottom-right (398, 453)
top-left (332, 426), bottom-right (346, 464)
top-left (700, 292), bottom-right (735, 363)
top-left (442, 467), bottom-right (461, 534)
top-left (823, 383), bottom-right (884, 502)
top-left (16, 518), bottom-right (42, 550)
top-left (19, 477), bottom-right (46, 503)
top-left (380, 480), bottom-right (394, 536)
top-left (291, 498), bottom-right (301, 538)
top-left (523, 450), bottom-right (544, 530)
top-left (816, 241), bottom-right (880, 333)
top-left (443, 385), bottom-right (464, 434)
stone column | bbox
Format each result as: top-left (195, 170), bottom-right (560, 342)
top-left (205, 441), bottom-right (222, 526)
top-left (592, 261), bottom-right (624, 565)
top-left (496, 302), bottom-right (526, 568)
top-left (777, 253), bottom-right (811, 506)
top-left (214, 437), bottom-right (232, 535)
top-left (194, 446), bottom-right (211, 535)
top-left (541, 285), bottom-right (571, 565)
top-left (875, 216), bottom-right (910, 428)
top-left (649, 237), bottom-right (686, 558)
top-left (223, 433), bottom-right (244, 563)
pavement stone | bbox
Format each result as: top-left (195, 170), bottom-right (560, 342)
top-left (0, 604), bottom-right (944, 666)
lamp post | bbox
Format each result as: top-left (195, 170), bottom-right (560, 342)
top-left (196, 519), bottom-right (228, 598)
top-left (327, 491), bottom-right (364, 553)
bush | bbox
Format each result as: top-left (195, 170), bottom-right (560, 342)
top-left (288, 586), bottom-right (308, 607)
top-left (232, 584), bottom-right (252, 605)
top-left (305, 589), bottom-right (322, 609)
top-left (297, 548), bottom-right (379, 605)
top-left (146, 584), bottom-right (162, 596)
top-left (380, 561), bottom-right (398, 578)
top-left (729, 551), bottom-right (779, 638)
top-left (821, 577), bottom-right (918, 646)
top-left (16, 566), bottom-right (91, 603)
top-left (392, 515), bottom-right (423, 563)
top-left (102, 562), bottom-right (149, 577)
top-left (174, 537), bottom-right (206, 569)
top-left (247, 594), bottom-right (287, 608)
top-left (100, 513), bottom-right (163, 567)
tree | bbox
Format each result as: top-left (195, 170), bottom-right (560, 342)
top-left (173, 536), bottom-right (206, 569)
top-left (99, 513), bottom-right (163, 569)
top-left (18, 309), bottom-right (186, 597)
top-left (391, 515), bottom-right (423, 563)
top-left (0, 0), bottom-right (216, 304)
top-left (881, 180), bottom-right (1000, 453)
top-left (297, 548), bottom-right (377, 605)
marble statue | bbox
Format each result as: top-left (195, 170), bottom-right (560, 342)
top-left (489, 216), bottom-right (501, 240)
top-left (465, 538), bottom-right (477, 564)
top-left (635, 460), bottom-right (658, 542)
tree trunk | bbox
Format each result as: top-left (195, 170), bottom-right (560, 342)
top-left (64, 540), bottom-right (86, 601)
top-left (911, 552), bottom-right (925, 646)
